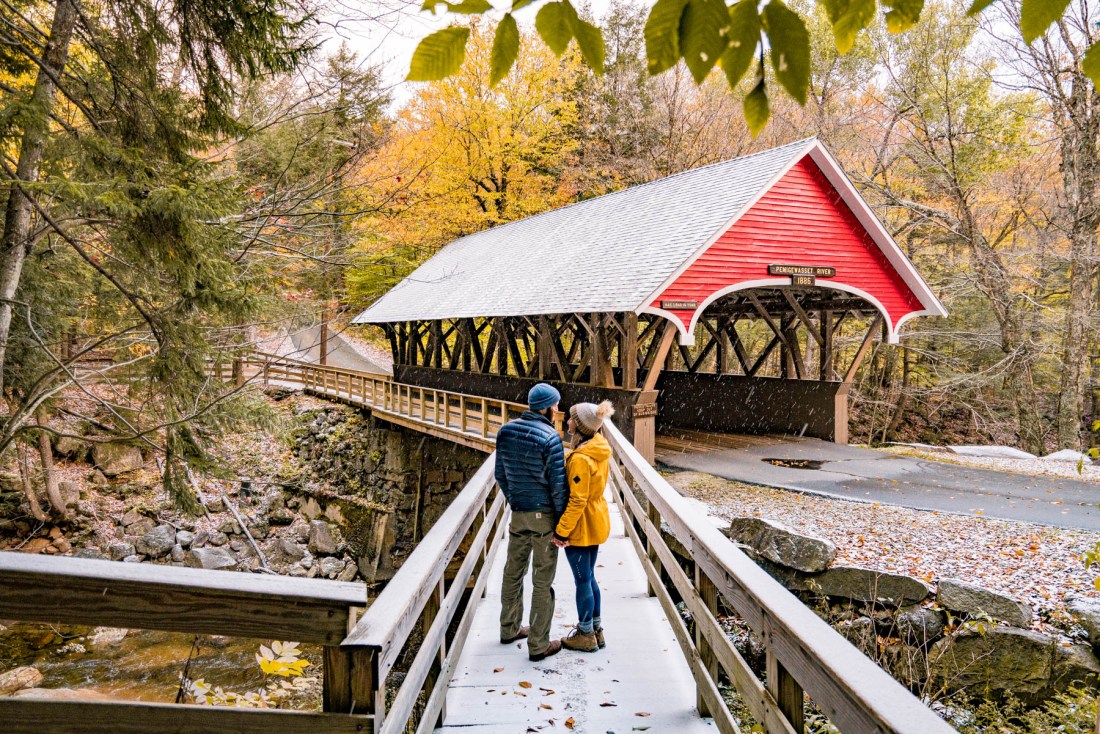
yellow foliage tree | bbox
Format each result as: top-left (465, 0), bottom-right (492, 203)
top-left (348, 22), bottom-right (584, 304)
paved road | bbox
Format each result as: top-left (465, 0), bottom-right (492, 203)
top-left (656, 436), bottom-right (1100, 531)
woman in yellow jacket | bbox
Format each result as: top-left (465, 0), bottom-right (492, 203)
top-left (552, 400), bottom-right (614, 653)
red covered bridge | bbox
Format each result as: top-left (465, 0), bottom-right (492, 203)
top-left (353, 138), bottom-right (945, 460)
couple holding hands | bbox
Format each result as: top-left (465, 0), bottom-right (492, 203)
top-left (494, 383), bottom-right (614, 661)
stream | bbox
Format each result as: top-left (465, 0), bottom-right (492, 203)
top-left (0, 622), bottom-right (322, 706)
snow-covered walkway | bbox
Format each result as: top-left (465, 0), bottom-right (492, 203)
top-left (435, 489), bottom-right (716, 734)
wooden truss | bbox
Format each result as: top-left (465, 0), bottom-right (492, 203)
top-left (384, 288), bottom-right (884, 390)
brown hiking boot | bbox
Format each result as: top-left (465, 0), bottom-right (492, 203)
top-left (529, 639), bottom-right (562, 661)
top-left (561, 627), bottom-right (598, 652)
top-left (595, 626), bottom-right (605, 649)
top-left (501, 625), bottom-right (530, 644)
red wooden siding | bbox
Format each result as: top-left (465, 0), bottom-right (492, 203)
top-left (650, 157), bottom-right (925, 335)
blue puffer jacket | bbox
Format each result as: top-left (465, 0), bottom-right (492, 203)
top-left (494, 412), bottom-right (567, 516)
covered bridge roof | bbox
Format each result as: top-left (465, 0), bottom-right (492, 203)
top-left (353, 139), bottom-right (945, 344)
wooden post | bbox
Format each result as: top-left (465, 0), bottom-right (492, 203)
top-left (646, 501), bottom-right (662, 598)
top-left (834, 383), bottom-right (850, 444)
top-left (622, 312), bottom-right (638, 389)
top-left (766, 648), bottom-right (804, 733)
top-left (820, 310), bottom-right (834, 381)
top-left (480, 398), bottom-right (489, 437)
top-left (632, 391), bottom-right (658, 465)
top-left (695, 564), bottom-right (719, 717)
top-left (422, 578), bottom-right (447, 728)
top-left (323, 646), bottom-right (381, 718)
top-left (538, 316), bottom-right (552, 380)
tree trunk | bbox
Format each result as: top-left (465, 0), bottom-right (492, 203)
top-left (0, 0), bottom-right (78, 396)
top-left (18, 443), bottom-right (47, 522)
top-left (36, 412), bottom-right (67, 516)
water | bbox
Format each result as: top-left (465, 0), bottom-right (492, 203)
top-left (0, 622), bottom-right (322, 706)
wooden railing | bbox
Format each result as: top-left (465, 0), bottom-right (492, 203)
top-left (0, 553), bottom-right (371, 732)
top-left (603, 420), bottom-right (954, 734)
top-left (235, 352), bottom-right (559, 450)
top-left (0, 453), bottom-right (507, 734)
top-left (318, 456), bottom-right (508, 733)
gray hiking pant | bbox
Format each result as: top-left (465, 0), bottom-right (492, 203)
top-left (500, 510), bottom-right (558, 655)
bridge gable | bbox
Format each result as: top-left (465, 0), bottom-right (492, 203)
top-left (648, 156), bottom-right (934, 344)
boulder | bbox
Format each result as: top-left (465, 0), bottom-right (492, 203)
top-left (120, 509), bottom-right (144, 527)
top-left (187, 547), bottom-right (237, 570)
top-left (1043, 449), bottom-right (1090, 464)
top-left (122, 555), bottom-right (141, 563)
top-left (108, 542), bottom-right (135, 561)
top-left (88, 470), bottom-right (108, 487)
top-left (135, 525), bottom-right (176, 559)
top-left (266, 537), bottom-right (306, 565)
top-left (337, 562), bottom-right (359, 582)
top-left (52, 538), bottom-right (71, 554)
top-left (320, 557), bottom-right (345, 578)
top-left (91, 443), bottom-right (144, 477)
top-left (208, 531), bottom-right (228, 547)
top-left (929, 627), bottom-right (1054, 704)
top-left (74, 547), bottom-right (107, 560)
top-left (87, 627), bottom-right (128, 649)
top-left (57, 481), bottom-right (79, 508)
top-left (896, 605), bottom-right (946, 647)
top-left (937, 579), bottom-right (1032, 627)
top-left (1065, 594), bottom-right (1100, 650)
top-left (1053, 643), bottom-right (1100, 692)
top-left (811, 567), bottom-right (931, 605)
top-left (0, 666), bottom-right (43, 695)
top-left (880, 642), bottom-right (928, 687)
top-left (125, 517), bottom-right (156, 538)
top-left (23, 538), bottom-right (51, 553)
top-left (268, 507), bottom-right (296, 526)
top-left (218, 519), bottom-right (241, 536)
top-left (192, 531), bottom-right (210, 548)
top-left (308, 520), bottom-right (338, 555)
top-left (175, 530), bottom-right (195, 549)
top-left (53, 436), bottom-right (87, 461)
top-left (834, 617), bottom-right (877, 657)
top-left (205, 495), bottom-right (227, 513)
top-left (728, 517), bottom-right (836, 573)
top-left (170, 544), bottom-right (185, 563)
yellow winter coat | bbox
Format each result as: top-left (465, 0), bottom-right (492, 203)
top-left (554, 433), bottom-right (611, 547)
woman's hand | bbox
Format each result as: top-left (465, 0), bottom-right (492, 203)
top-left (552, 537), bottom-right (569, 548)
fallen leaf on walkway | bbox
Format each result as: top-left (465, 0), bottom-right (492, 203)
top-left (515, 691), bottom-right (527, 697)
top-left (540, 687), bottom-right (556, 695)
top-left (540, 703), bottom-right (553, 710)
top-left (494, 667), bottom-right (504, 673)
top-left (565, 717), bottom-right (575, 729)
top-left (519, 681), bottom-right (532, 688)
top-left (635, 712), bottom-right (651, 717)
top-left (600, 701), bottom-right (617, 707)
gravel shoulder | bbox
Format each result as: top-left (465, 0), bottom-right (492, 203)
top-left (665, 469), bottom-right (1100, 635)
top-left (876, 445), bottom-right (1100, 483)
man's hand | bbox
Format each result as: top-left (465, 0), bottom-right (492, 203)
top-left (552, 537), bottom-right (569, 548)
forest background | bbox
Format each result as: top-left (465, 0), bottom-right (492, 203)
top-left (2, 0), bottom-right (1099, 513)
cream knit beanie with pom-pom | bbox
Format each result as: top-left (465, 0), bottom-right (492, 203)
top-left (570, 400), bottom-right (615, 436)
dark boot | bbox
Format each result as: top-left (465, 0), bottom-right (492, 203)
top-left (595, 625), bottom-right (605, 649)
top-left (501, 625), bottom-right (530, 644)
top-left (529, 639), bottom-right (562, 661)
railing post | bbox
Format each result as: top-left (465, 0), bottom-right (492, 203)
top-left (422, 577), bottom-right (448, 728)
top-left (443, 394), bottom-right (451, 429)
top-left (766, 647), bottom-right (804, 733)
top-left (460, 398), bottom-right (468, 434)
top-left (323, 645), bottom-right (383, 720)
top-left (646, 500), bottom-right (662, 598)
top-left (694, 564), bottom-right (719, 717)
top-left (480, 399), bottom-right (488, 437)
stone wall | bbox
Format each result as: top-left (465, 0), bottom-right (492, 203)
top-left (293, 406), bottom-right (485, 580)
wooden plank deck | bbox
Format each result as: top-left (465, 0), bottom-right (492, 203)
top-left (435, 487), bottom-right (717, 734)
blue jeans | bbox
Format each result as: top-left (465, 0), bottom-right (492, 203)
top-left (564, 544), bottom-right (601, 634)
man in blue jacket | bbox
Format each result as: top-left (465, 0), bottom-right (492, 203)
top-left (495, 382), bottom-right (567, 661)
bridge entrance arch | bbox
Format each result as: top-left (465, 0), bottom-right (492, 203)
top-left (352, 139), bottom-right (945, 462)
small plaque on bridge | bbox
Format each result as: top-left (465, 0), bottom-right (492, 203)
top-left (791, 274), bottom-right (816, 286)
top-left (660, 300), bottom-right (698, 310)
top-left (768, 264), bottom-right (836, 277)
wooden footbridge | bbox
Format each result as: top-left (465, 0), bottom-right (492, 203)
top-left (0, 352), bottom-right (953, 733)
top-left (1, 141), bottom-right (954, 732)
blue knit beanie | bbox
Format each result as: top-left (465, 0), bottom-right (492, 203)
top-left (527, 383), bottom-right (561, 411)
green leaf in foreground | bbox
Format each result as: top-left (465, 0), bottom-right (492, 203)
top-left (744, 76), bottom-right (770, 136)
top-left (536, 2), bottom-right (573, 56)
top-left (680, 0), bottom-right (731, 83)
top-left (645, 0), bottom-right (689, 76)
top-left (1084, 42), bottom-right (1100, 88)
top-left (1020, 0), bottom-right (1072, 43)
top-left (720, 0), bottom-right (761, 89)
top-left (966, 0), bottom-right (998, 14)
top-left (883, 0), bottom-right (925, 32)
top-left (821, 0), bottom-right (876, 54)
top-left (408, 27), bottom-right (471, 81)
top-left (763, 0), bottom-right (810, 105)
top-left (563, 1), bottom-right (606, 74)
top-left (490, 14), bottom-right (520, 87)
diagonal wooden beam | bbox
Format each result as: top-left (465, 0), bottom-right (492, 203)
top-left (782, 290), bottom-right (824, 347)
top-left (641, 321), bottom-right (678, 392)
top-left (748, 334), bottom-right (781, 376)
top-left (727, 320), bottom-right (752, 375)
top-left (842, 314), bottom-right (883, 384)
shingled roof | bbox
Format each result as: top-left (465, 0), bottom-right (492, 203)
top-left (352, 138), bottom-right (942, 327)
